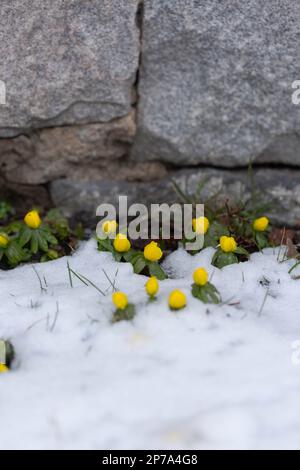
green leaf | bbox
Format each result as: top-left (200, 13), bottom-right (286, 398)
top-left (123, 249), bottom-right (140, 263)
top-left (42, 230), bottom-right (58, 246)
top-left (255, 232), bottom-right (268, 250)
top-left (113, 252), bottom-right (123, 262)
top-left (205, 282), bottom-right (221, 304)
top-left (18, 226), bottom-right (32, 247)
top-left (6, 241), bottom-right (27, 266)
top-left (211, 250), bottom-right (219, 265)
top-left (192, 284), bottom-right (208, 302)
top-left (30, 232), bottom-right (39, 254)
top-left (212, 250), bottom-right (238, 268)
top-left (192, 282), bottom-right (221, 304)
top-left (97, 238), bottom-right (113, 252)
top-left (234, 246), bottom-right (249, 256)
top-left (112, 304), bottom-right (136, 323)
top-left (148, 262), bottom-right (167, 280)
top-left (36, 231), bottom-right (49, 252)
top-left (132, 256), bottom-right (146, 274)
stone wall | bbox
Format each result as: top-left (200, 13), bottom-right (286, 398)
top-left (0, 1), bottom-right (300, 223)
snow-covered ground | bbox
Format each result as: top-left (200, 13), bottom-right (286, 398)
top-left (1, 239), bottom-right (300, 450)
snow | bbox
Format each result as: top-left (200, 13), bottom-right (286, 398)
top-left (1, 239), bottom-right (300, 450)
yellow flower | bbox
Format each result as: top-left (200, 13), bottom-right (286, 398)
top-left (193, 267), bottom-right (208, 286)
top-left (102, 220), bottom-right (118, 235)
top-left (192, 216), bottom-right (210, 235)
top-left (0, 233), bottom-right (9, 248)
top-left (253, 216), bottom-right (269, 232)
top-left (144, 241), bottom-right (163, 262)
top-left (220, 235), bottom-right (237, 253)
top-left (24, 210), bottom-right (42, 229)
top-left (145, 276), bottom-right (159, 297)
top-left (168, 290), bottom-right (187, 310)
top-left (113, 233), bottom-right (131, 253)
top-left (112, 291), bottom-right (128, 310)
top-left (0, 364), bottom-right (9, 374)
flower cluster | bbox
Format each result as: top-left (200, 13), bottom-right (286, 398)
top-left (110, 265), bottom-right (221, 322)
top-left (100, 214), bottom-right (273, 321)
top-left (0, 207), bottom-right (76, 268)
top-left (98, 221), bottom-right (167, 279)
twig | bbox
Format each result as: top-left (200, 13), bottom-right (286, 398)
top-left (32, 266), bottom-right (47, 294)
top-left (258, 289), bottom-right (269, 316)
top-left (67, 261), bottom-right (73, 288)
top-left (102, 268), bottom-right (118, 292)
top-left (50, 301), bottom-right (60, 332)
top-left (69, 266), bottom-right (105, 296)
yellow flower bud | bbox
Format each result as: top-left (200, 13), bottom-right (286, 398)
top-left (24, 210), bottom-right (42, 229)
top-left (145, 276), bottom-right (159, 297)
top-left (112, 291), bottom-right (128, 310)
top-left (192, 216), bottom-right (210, 235)
top-left (193, 267), bottom-right (208, 286)
top-left (168, 290), bottom-right (187, 310)
top-left (0, 233), bottom-right (9, 248)
top-left (102, 220), bottom-right (118, 235)
top-left (219, 235), bottom-right (237, 253)
top-left (253, 216), bottom-right (269, 232)
top-left (144, 241), bottom-right (163, 262)
top-left (113, 233), bottom-right (131, 253)
top-left (0, 364), bottom-right (9, 374)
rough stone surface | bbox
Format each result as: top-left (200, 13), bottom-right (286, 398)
top-left (133, 0), bottom-right (300, 166)
top-left (0, 0), bottom-right (140, 136)
top-left (0, 112), bottom-right (137, 185)
top-left (50, 168), bottom-right (300, 227)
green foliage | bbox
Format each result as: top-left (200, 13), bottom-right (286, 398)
top-left (172, 164), bottom-right (273, 255)
top-left (97, 237), bottom-right (126, 262)
top-left (19, 224), bottom-right (58, 254)
top-left (191, 282), bottom-right (221, 304)
top-left (0, 203), bottom-right (82, 269)
top-left (124, 251), bottom-right (167, 280)
top-left (0, 202), bottom-right (15, 221)
top-left (212, 246), bottom-right (249, 269)
top-left (0, 241), bottom-right (29, 267)
top-left (112, 304), bottom-right (136, 323)
top-left (45, 209), bottom-right (71, 241)
top-left (98, 236), bottom-right (167, 279)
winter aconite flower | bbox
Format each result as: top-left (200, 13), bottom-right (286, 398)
top-left (168, 290), bottom-right (187, 310)
top-left (111, 292), bottom-right (135, 323)
top-left (213, 235), bottom-right (248, 268)
top-left (24, 210), bottom-right (42, 229)
top-left (144, 241), bottom-right (163, 262)
top-left (193, 267), bottom-right (208, 286)
top-left (102, 220), bottom-right (118, 235)
top-left (0, 364), bottom-right (9, 374)
top-left (220, 235), bottom-right (237, 253)
top-left (192, 216), bottom-right (210, 235)
top-left (0, 233), bottom-right (9, 248)
top-left (253, 216), bottom-right (269, 232)
top-left (126, 242), bottom-right (166, 279)
top-left (192, 268), bottom-right (220, 303)
top-left (145, 276), bottom-right (159, 298)
top-left (112, 292), bottom-right (128, 310)
top-left (113, 233), bottom-right (131, 253)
